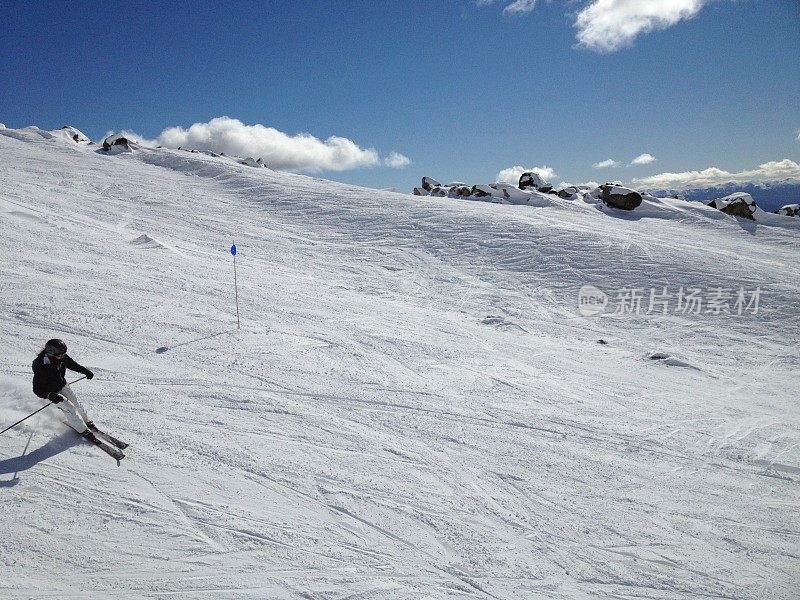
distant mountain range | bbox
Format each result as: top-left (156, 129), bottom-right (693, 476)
top-left (644, 181), bottom-right (800, 213)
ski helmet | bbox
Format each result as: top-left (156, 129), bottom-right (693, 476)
top-left (45, 339), bottom-right (67, 356)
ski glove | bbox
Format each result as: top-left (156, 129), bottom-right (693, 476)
top-left (85, 370), bottom-right (94, 380)
top-left (48, 392), bottom-right (67, 404)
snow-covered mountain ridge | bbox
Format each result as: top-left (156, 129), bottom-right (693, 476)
top-left (646, 180), bottom-right (800, 213)
top-left (1, 125), bottom-right (798, 599)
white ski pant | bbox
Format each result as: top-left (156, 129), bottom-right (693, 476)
top-left (55, 384), bottom-right (91, 434)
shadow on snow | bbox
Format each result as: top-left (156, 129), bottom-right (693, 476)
top-left (0, 431), bottom-right (81, 484)
top-left (155, 328), bottom-right (238, 354)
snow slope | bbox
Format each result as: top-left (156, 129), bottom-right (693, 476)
top-left (1, 127), bottom-right (799, 599)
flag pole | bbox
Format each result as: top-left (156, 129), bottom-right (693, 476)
top-left (231, 242), bottom-right (240, 328)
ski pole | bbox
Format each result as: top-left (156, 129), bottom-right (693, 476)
top-left (0, 403), bottom-right (52, 436)
top-left (0, 376), bottom-right (87, 436)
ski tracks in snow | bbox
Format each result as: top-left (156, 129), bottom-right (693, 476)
top-left (1, 131), bottom-right (799, 599)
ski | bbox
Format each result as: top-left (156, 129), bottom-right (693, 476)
top-left (88, 424), bottom-right (129, 449)
top-left (85, 433), bottom-right (125, 461)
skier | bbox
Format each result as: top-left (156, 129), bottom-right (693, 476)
top-left (31, 338), bottom-right (97, 437)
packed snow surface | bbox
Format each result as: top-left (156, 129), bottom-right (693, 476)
top-left (1, 127), bottom-right (799, 599)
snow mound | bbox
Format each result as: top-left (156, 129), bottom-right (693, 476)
top-left (239, 157), bottom-right (268, 168)
top-left (0, 125), bottom-right (57, 142)
top-left (647, 352), bottom-right (700, 370)
top-left (493, 184), bottom-right (553, 206)
top-left (0, 124), bottom-right (92, 147)
top-left (130, 234), bottom-right (167, 249)
top-left (51, 126), bottom-right (91, 144)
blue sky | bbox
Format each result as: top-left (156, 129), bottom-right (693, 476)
top-left (1, 0), bottom-right (798, 192)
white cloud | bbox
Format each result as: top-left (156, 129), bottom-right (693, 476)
top-left (503, 0), bottom-right (537, 15)
top-left (496, 165), bottom-right (556, 185)
top-left (795, 129), bottom-right (800, 142)
top-left (127, 117), bottom-right (408, 173)
top-left (593, 158), bottom-right (620, 169)
top-left (560, 180), bottom-right (601, 189)
top-left (575, 0), bottom-right (711, 53)
top-left (630, 153), bottom-right (657, 166)
top-left (484, 0), bottom-right (719, 51)
top-left (477, 0), bottom-right (537, 14)
top-left (384, 152), bottom-right (411, 168)
top-left (632, 159), bottom-right (800, 189)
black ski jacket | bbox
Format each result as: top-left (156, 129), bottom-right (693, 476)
top-left (31, 353), bottom-right (91, 399)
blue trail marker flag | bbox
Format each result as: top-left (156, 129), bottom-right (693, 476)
top-left (231, 242), bottom-right (240, 328)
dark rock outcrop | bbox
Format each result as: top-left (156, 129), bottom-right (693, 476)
top-left (707, 193), bottom-right (757, 221)
top-left (421, 177), bottom-right (441, 191)
top-left (101, 135), bottom-right (132, 151)
top-left (470, 184), bottom-right (494, 198)
top-left (519, 172), bottom-right (552, 193)
top-left (451, 185), bottom-right (472, 197)
top-left (776, 203), bottom-right (799, 217)
top-left (596, 184), bottom-right (643, 210)
top-left (558, 186), bottom-right (580, 198)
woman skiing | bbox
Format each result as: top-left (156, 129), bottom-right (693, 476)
top-left (32, 338), bottom-right (96, 436)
